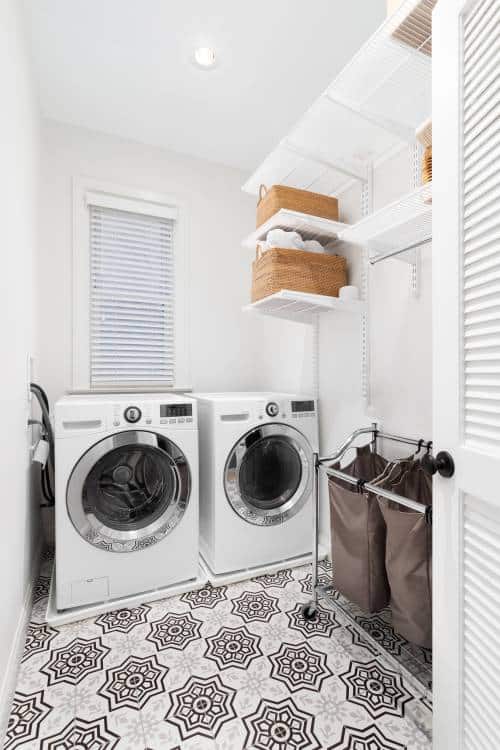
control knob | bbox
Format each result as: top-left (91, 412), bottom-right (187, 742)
top-left (124, 406), bottom-right (142, 423)
top-left (266, 401), bottom-right (279, 418)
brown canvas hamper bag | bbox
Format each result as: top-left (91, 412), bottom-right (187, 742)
top-left (328, 445), bottom-right (390, 613)
top-left (378, 467), bottom-right (432, 648)
top-left (251, 246), bottom-right (347, 303)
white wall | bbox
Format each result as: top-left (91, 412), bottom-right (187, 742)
top-left (38, 120), bottom-right (260, 403)
top-left (0, 0), bottom-right (41, 737)
top-left (38, 122), bottom-right (432, 450)
top-left (367, 243), bottom-right (432, 435)
top-left (256, 146), bottom-right (433, 543)
top-left (37, 116), bottom-right (432, 553)
top-left (321, 147), bottom-right (432, 455)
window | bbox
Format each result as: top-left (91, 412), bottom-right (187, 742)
top-left (73, 179), bottom-right (189, 391)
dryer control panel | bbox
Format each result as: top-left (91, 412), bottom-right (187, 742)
top-left (291, 399), bottom-right (316, 420)
top-left (257, 398), bottom-right (316, 422)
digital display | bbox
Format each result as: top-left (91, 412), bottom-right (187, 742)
top-left (160, 404), bottom-right (193, 418)
top-left (291, 400), bottom-right (315, 413)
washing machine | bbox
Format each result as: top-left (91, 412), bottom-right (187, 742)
top-left (54, 393), bottom-right (198, 610)
top-left (194, 392), bottom-right (318, 578)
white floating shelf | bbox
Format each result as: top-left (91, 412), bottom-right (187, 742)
top-left (243, 0), bottom-right (432, 197)
top-left (341, 183), bottom-right (432, 263)
top-left (242, 209), bottom-right (350, 250)
top-left (244, 289), bottom-right (366, 324)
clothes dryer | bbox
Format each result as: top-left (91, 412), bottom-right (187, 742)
top-left (194, 392), bottom-right (317, 578)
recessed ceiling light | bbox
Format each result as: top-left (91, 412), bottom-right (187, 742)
top-left (193, 47), bottom-right (216, 69)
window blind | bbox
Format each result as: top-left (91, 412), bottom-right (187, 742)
top-left (89, 204), bottom-right (175, 388)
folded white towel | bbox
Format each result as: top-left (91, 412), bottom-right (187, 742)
top-left (303, 239), bottom-right (324, 253)
top-left (266, 229), bottom-right (304, 250)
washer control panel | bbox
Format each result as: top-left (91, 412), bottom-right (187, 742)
top-left (123, 405), bottom-right (142, 423)
top-left (159, 403), bottom-right (193, 425)
top-left (110, 401), bottom-right (195, 428)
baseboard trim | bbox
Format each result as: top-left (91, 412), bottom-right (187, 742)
top-left (0, 542), bottom-right (41, 745)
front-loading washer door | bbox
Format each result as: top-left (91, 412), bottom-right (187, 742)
top-left (224, 423), bottom-right (312, 526)
top-left (67, 431), bottom-right (191, 552)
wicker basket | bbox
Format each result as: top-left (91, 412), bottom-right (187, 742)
top-left (391, 0), bottom-right (436, 56)
top-left (256, 184), bottom-right (339, 228)
top-left (416, 118), bottom-right (432, 148)
top-left (422, 146), bottom-right (432, 184)
top-left (251, 246), bottom-right (347, 303)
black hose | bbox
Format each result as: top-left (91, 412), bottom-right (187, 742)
top-left (30, 383), bottom-right (55, 506)
top-left (42, 461), bottom-right (54, 505)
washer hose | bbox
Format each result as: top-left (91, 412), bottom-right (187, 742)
top-left (30, 383), bottom-right (55, 506)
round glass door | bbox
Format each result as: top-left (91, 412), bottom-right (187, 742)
top-left (67, 431), bottom-right (191, 552)
top-left (224, 424), bottom-right (312, 526)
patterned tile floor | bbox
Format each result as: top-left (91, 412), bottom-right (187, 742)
top-left (5, 551), bottom-right (432, 750)
top-left (307, 560), bottom-right (432, 693)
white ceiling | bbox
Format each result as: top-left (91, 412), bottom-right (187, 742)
top-left (23, 0), bottom-right (385, 173)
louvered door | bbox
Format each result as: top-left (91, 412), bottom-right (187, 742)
top-left (433, 0), bottom-right (500, 747)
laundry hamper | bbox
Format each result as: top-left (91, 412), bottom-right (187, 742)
top-left (378, 467), bottom-right (432, 648)
top-left (256, 184), bottom-right (339, 227)
top-left (328, 446), bottom-right (390, 613)
top-left (251, 246), bottom-right (347, 303)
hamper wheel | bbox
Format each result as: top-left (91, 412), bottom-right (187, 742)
top-left (301, 602), bottom-right (318, 620)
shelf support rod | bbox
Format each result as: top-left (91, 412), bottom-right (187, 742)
top-left (410, 250), bottom-right (420, 298)
top-left (361, 173), bottom-right (372, 409)
top-left (369, 235), bottom-right (432, 265)
top-left (409, 142), bottom-right (423, 297)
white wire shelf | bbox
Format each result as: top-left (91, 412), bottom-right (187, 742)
top-left (244, 289), bottom-right (366, 324)
top-left (341, 182), bottom-right (432, 263)
top-left (242, 209), bottom-right (350, 250)
top-left (242, 0), bottom-right (432, 197)
top-left (329, 0), bottom-right (433, 138)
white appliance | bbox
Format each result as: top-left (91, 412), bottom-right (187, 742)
top-left (194, 392), bottom-right (318, 579)
top-left (54, 393), bottom-right (199, 610)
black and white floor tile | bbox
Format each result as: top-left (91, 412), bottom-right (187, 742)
top-left (346, 606), bottom-right (431, 693)
top-left (316, 559), bottom-right (433, 693)
top-left (5, 550), bottom-right (431, 749)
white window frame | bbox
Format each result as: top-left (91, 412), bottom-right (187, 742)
top-left (72, 177), bottom-right (190, 392)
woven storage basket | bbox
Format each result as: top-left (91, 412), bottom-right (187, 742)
top-left (251, 246), bottom-right (347, 303)
top-left (416, 118), bottom-right (432, 148)
top-left (422, 146), bottom-right (432, 184)
top-left (256, 184), bottom-right (339, 228)
top-left (390, 0), bottom-right (436, 56)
